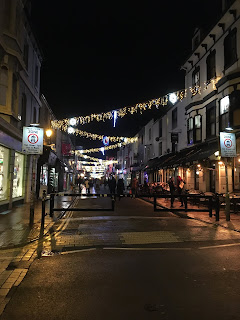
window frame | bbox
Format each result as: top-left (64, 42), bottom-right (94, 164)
top-left (224, 28), bottom-right (237, 70)
top-left (206, 50), bottom-right (216, 82)
top-left (172, 108), bottom-right (177, 130)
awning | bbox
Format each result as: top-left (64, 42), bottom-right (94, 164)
top-left (186, 140), bottom-right (218, 163)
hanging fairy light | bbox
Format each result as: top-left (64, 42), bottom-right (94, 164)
top-left (67, 127), bottom-right (75, 134)
top-left (69, 118), bottom-right (77, 126)
top-left (169, 93), bottom-right (178, 105)
top-left (113, 110), bottom-right (117, 127)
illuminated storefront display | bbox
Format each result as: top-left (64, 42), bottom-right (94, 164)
top-left (40, 164), bottom-right (48, 186)
top-left (0, 146), bottom-right (9, 201)
top-left (12, 152), bottom-right (25, 198)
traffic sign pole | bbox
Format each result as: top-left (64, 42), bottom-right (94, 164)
top-left (29, 154), bottom-right (36, 227)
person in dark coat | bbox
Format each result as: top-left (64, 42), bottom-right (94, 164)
top-left (168, 177), bottom-right (175, 208)
top-left (117, 178), bottom-right (124, 200)
top-left (176, 175), bottom-right (185, 206)
top-left (108, 176), bottom-right (116, 194)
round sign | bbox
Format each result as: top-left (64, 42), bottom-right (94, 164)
top-left (27, 133), bottom-right (39, 144)
top-left (103, 136), bottom-right (109, 146)
top-left (224, 138), bottom-right (232, 148)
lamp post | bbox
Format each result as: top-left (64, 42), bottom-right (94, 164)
top-left (46, 129), bottom-right (53, 146)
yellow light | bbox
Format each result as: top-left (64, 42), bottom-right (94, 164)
top-left (218, 161), bottom-right (223, 165)
top-left (46, 129), bottom-right (53, 138)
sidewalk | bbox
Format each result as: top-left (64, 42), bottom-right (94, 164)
top-left (0, 195), bottom-right (76, 250)
top-left (150, 196), bottom-right (240, 233)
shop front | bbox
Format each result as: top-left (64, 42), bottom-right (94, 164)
top-left (0, 145), bottom-right (10, 201)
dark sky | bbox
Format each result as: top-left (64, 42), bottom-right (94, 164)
top-left (30, 0), bottom-right (222, 150)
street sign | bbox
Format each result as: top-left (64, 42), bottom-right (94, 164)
top-left (220, 132), bottom-right (236, 157)
top-left (22, 126), bottom-right (43, 155)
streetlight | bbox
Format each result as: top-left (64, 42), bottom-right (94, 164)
top-left (45, 129), bottom-right (53, 146)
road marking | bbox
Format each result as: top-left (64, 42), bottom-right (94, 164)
top-left (103, 247), bottom-right (191, 251)
top-left (63, 216), bottom-right (176, 221)
top-left (60, 248), bottom-right (97, 255)
top-left (199, 242), bottom-right (240, 249)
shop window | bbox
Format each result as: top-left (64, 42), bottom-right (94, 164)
top-left (172, 108), bottom-right (177, 129)
top-left (187, 118), bottom-right (194, 145)
top-left (220, 95), bottom-right (229, 131)
top-left (0, 66), bottom-right (8, 106)
top-left (40, 164), bottom-right (48, 186)
top-left (194, 115), bottom-right (202, 142)
top-left (224, 28), bottom-right (237, 69)
top-left (159, 118), bottom-right (162, 137)
top-left (206, 106), bottom-right (216, 138)
top-left (206, 50), bottom-right (216, 82)
top-left (0, 146), bottom-right (9, 201)
top-left (12, 152), bottom-right (24, 198)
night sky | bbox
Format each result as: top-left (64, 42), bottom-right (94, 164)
top-left (30, 0), bottom-right (222, 150)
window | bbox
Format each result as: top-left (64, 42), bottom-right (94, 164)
top-left (192, 66), bottom-right (200, 87)
top-left (21, 94), bottom-right (27, 127)
top-left (33, 107), bottom-right (37, 124)
top-left (141, 135), bottom-right (143, 144)
top-left (224, 28), bottom-right (237, 69)
top-left (187, 118), bottom-right (194, 145)
top-left (159, 142), bottom-right (162, 157)
top-left (35, 66), bottom-right (39, 87)
top-left (172, 108), bottom-right (177, 129)
top-left (194, 115), bottom-right (202, 142)
top-left (11, 74), bottom-right (17, 113)
top-left (149, 128), bottom-right (151, 140)
top-left (23, 42), bottom-right (29, 70)
top-left (0, 66), bottom-right (8, 106)
top-left (220, 96), bottom-right (230, 131)
top-left (206, 50), bottom-right (216, 82)
top-left (206, 106), bottom-right (216, 138)
top-left (159, 118), bottom-right (162, 138)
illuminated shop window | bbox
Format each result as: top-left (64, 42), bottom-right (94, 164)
top-left (12, 152), bottom-right (24, 198)
top-left (0, 146), bottom-right (9, 201)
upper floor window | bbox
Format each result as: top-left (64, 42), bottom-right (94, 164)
top-left (187, 115), bottom-right (202, 144)
top-left (187, 118), bottom-right (194, 145)
top-left (172, 108), bottom-right (177, 129)
top-left (206, 50), bottom-right (216, 82)
top-left (23, 42), bottom-right (29, 70)
top-left (206, 105), bottom-right (216, 138)
top-left (21, 94), bottom-right (27, 127)
top-left (159, 142), bottom-right (162, 157)
top-left (11, 74), bottom-right (17, 113)
top-left (149, 128), bottom-right (151, 140)
top-left (224, 28), bottom-right (237, 69)
top-left (219, 95), bottom-right (230, 131)
top-left (192, 66), bottom-right (200, 88)
top-left (0, 66), bottom-right (8, 106)
top-left (159, 118), bottom-right (162, 138)
top-left (33, 107), bottom-right (37, 124)
top-left (35, 66), bottom-right (39, 87)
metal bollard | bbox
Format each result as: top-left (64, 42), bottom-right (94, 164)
top-left (209, 197), bottom-right (213, 217)
top-left (41, 190), bottom-right (47, 230)
top-left (111, 196), bottom-right (115, 211)
top-left (215, 194), bottom-right (220, 221)
top-left (154, 196), bottom-right (157, 211)
top-left (50, 193), bottom-right (54, 218)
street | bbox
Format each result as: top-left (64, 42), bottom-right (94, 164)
top-left (1, 196), bottom-right (240, 319)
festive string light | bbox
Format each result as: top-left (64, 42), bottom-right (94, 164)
top-left (74, 141), bottom-right (130, 154)
top-left (51, 76), bottom-right (221, 130)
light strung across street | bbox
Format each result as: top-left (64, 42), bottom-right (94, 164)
top-left (74, 141), bottom-right (130, 154)
top-left (51, 76), bottom-right (220, 130)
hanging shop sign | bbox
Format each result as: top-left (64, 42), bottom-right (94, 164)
top-left (220, 132), bottom-right (236, 157)
top-left (22, 126), bottom-right (43, 155)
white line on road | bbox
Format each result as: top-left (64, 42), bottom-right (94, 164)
top-left (60, 248), bottom-right (97, 255)
top-left (199, 242), bottom-right (240, 249)
top-left (103, 247), bottom-right (192, 251)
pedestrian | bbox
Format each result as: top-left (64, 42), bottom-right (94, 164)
top-left (108, 175), bottom-right (116, 194)
top-left (131, 178), bottom-right (138, 198)
top-left (176, 175), bottom-right (186, 207)
top-left (85, 179), bottom-right (90, 194)
top-left (117, 178), bottom-right (124, 200)
top-left (168, 176), bottom-right (175, 208)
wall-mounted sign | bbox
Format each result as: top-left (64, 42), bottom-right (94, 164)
top-left (22, 127), bottom-right (43, 155)
top-left (171, 132), bottom-right (178, 143)
top-left (220, 132), bottom-right (236, 157)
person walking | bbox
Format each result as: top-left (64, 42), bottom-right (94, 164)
top-left (131, 178), bottom-right (138, 198)
top-left (177, 175), bottom-right (186, 207)
top-left (117, 178), bottom-right (124, 200)
top-left (108, 175), bottom-right (116, 194)
top-left (85, 179), bottom-right (90, 194)
top-left (168, 176), bottom-right (175, 208)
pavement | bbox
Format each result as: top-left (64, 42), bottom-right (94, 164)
top-left (0, 190), bottom-right (240, 316)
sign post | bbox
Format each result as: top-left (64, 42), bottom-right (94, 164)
top-left (220, 132), bottom-right (236, 221)
top-left (22, 126), bottom-right (43, 226)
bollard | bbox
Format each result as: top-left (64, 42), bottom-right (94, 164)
top-left (41, 190), bottom-right (47, 230)
top-left (209, 197), bottom-right (213, 217)
top-left (184, 195), bottom-right (188, 212)
top-left (50, 193), bottom-right (54, 218)
top-left (153, 196), bottom-right (157, 211)
top-left (111, 196), bottom-right (115, 211)
top-left (215, 194), bottom-right (220, 221)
